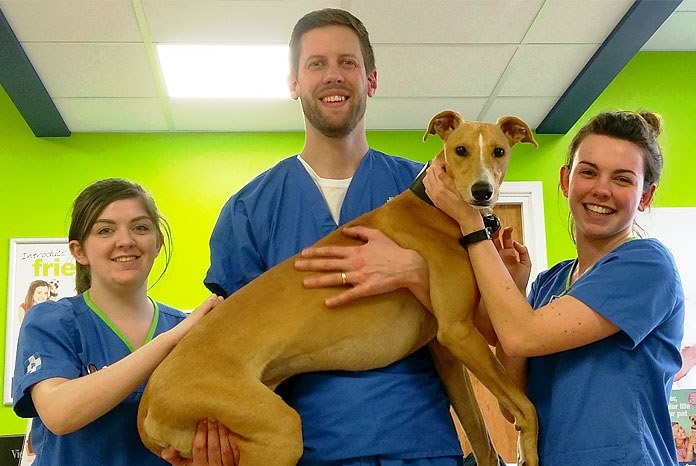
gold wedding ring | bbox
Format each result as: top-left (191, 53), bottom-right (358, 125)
top-left (341, 271), bottom-right (348, 285)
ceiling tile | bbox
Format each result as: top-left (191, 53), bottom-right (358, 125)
top-left (0, 0), bottom-right (141, 41)
top-left (499, 44), bottom-right (599, 97)
top-left (480, 96), bottom-right (558, 129)
top-left (677, 0), bottom-right (696, 11)
top-left (375, 44), bottom-right (516, 97)
top-left (525, 0), bottom-right (634, 44)
top-left (366, 97), bottom-right (489, 130)
top-left (351, 0), bottom-right (544, 44)
top-left (55, 97), bottom-right (168, 132)
top-left (143, 0), bottom-right (338, 43)
top-left (643, 11), bottom-right (696, 51)
top-left (21, 43), bottom-right (159, 98)
top-left (169, 98), bottom-right (303, 132)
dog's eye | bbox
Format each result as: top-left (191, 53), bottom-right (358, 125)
top-left (455, 146), bottom-right (467, 156)
top-left (493, 147), bottom-right (505, 158)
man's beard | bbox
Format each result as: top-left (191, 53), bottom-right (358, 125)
top-left (300, 93), bottom-right (367, 138)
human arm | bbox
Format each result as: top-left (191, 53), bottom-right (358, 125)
top-left (423, 158), bottom-right (620, 357)
top-left (293, 210), bottom-right (524, 347)
top-left (295, 225), bottom-right (432, 309)
top-left (676, 346), bottom-right (696, 381)
top-left (205, 196), bottom-right (267, 297)
top-left (27, 295), bottom-right (223, 435)
top-left (472, 226), bottom-right (532, 345)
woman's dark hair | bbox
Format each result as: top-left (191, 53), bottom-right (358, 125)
top-left (69, 178), bottom-right (172, 293)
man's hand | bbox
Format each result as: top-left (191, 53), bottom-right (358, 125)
top-left (295, 225), bottom-right (430, 308)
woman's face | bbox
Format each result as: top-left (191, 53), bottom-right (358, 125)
top-left (70, 198), bottom-right (162, 292)
top-left (32, 285), bottom-right (50, 304)
top-left (674, 424), bottom-right (687, 440)
top-left (561, 134), bottom-right (655, 243)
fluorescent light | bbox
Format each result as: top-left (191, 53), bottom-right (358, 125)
top-left (157, 44), bottom-right (290, 98)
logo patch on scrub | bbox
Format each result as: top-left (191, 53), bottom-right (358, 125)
top-left (26, 354), bottom-right (42, 374)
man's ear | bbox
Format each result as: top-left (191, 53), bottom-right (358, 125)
top-left (288, 73), bottom-right (299, 101)
top-left (367, 70), bottom-right (377, 97)
top-left (69, 240), bottom-right (89, 265)
top-left (560, 165), bottom-right (570, 198)
top-left (639, 183), bottom-right (657, 212)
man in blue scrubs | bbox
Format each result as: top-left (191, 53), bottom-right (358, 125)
top-left (205, 8), bottom-right (463, 466)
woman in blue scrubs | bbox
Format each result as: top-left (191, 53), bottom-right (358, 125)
top-left (13, 178), bottom-right (230, 466)
top-left (425, 110), bottom-right (684, 465)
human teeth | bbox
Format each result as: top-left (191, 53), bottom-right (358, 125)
top-left (586, 204), bottom-right (612, 214)
top-left (114, 256), bottom-right (136, 262)
top-left (323, 96), bottom-right (345, 102)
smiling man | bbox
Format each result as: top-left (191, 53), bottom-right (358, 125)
top-left (203, 8), bottom-right (465, 466)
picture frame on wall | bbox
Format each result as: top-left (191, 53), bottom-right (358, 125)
top-left (4, 238), bottom-right (77, 406)
top-left (639, 208), bottom-right (696, 465)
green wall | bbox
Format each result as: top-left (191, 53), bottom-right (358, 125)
top-left (0, 51), bottom-right (694, 434)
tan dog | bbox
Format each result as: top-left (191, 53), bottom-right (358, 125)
top-left (137, 110), bottom-right (539, 466)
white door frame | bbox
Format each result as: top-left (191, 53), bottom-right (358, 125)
top-left (499, 181), bottom-right (548, 286)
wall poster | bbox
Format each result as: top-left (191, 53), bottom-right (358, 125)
top-left (4, 238), bottom-right (77, 406)
top-left (640, 208), bottom-right (696, 465)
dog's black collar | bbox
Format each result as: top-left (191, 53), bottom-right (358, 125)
top-left (408, 161), bottom-right (435, 206)
top-left (408, 161), bottom-right (501, 236)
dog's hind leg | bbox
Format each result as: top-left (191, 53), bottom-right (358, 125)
top-left (215, 379), bottom-right (303, 466)
top-left (140, 372), bottom-right (303, 465)
top-left (429, 341), bottom-right (499, 466)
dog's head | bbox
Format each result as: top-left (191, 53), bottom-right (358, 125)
top-left (424, 110), bottom-right (537, 208)
top-left (48, 279), bottom-right (59, 298)
top-left (689, 414), bottom-right (696, 430)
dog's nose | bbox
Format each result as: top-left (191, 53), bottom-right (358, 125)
top-left (471, 182), bottom-right (493, 202)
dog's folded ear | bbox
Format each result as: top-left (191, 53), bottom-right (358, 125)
top-left (496, 116), bottom-right (538, 148)
top-left (424, 110), bottom-right (464, 142)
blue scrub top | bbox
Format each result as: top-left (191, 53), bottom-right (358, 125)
top-left (527, 239), bottom-right (683, 466)
top-left (206, 150), bottom-right (462, 461)
top-left (13, 293), bottom-right (186, 466)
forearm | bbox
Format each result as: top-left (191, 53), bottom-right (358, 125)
top-left (33, 331), bottom-right (178, 435)
top-left (465, 239), bottom-right (536, 356)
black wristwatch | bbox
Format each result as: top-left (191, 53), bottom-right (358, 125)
top-left (459, 214), bottom-right (500, 249)
top-left (459, 228), bottom-right (492, 248)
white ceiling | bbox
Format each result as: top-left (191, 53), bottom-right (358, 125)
top-left (1, 0), bottom-right (695, 134)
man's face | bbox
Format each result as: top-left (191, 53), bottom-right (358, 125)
top-left (289, 25), bottom-right (377, 138)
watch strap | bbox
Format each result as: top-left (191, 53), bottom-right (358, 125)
top-left (459, 228), bottom-right (492, 248)
top-left (459, 213), bottom-right (500, 248)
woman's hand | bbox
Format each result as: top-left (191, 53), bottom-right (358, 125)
top-left (162, 419), bottom-right (239, 466)
top-left (494, 226), bottom-right (532, 292)
top-left (168, 295), bottom-right (224, 344)
top-left (676, 345), bottom-right (696, 381)
top-left (294, 226), bottom-right (431, 308)
top-left (423, 158), bottom-right (483, 234)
